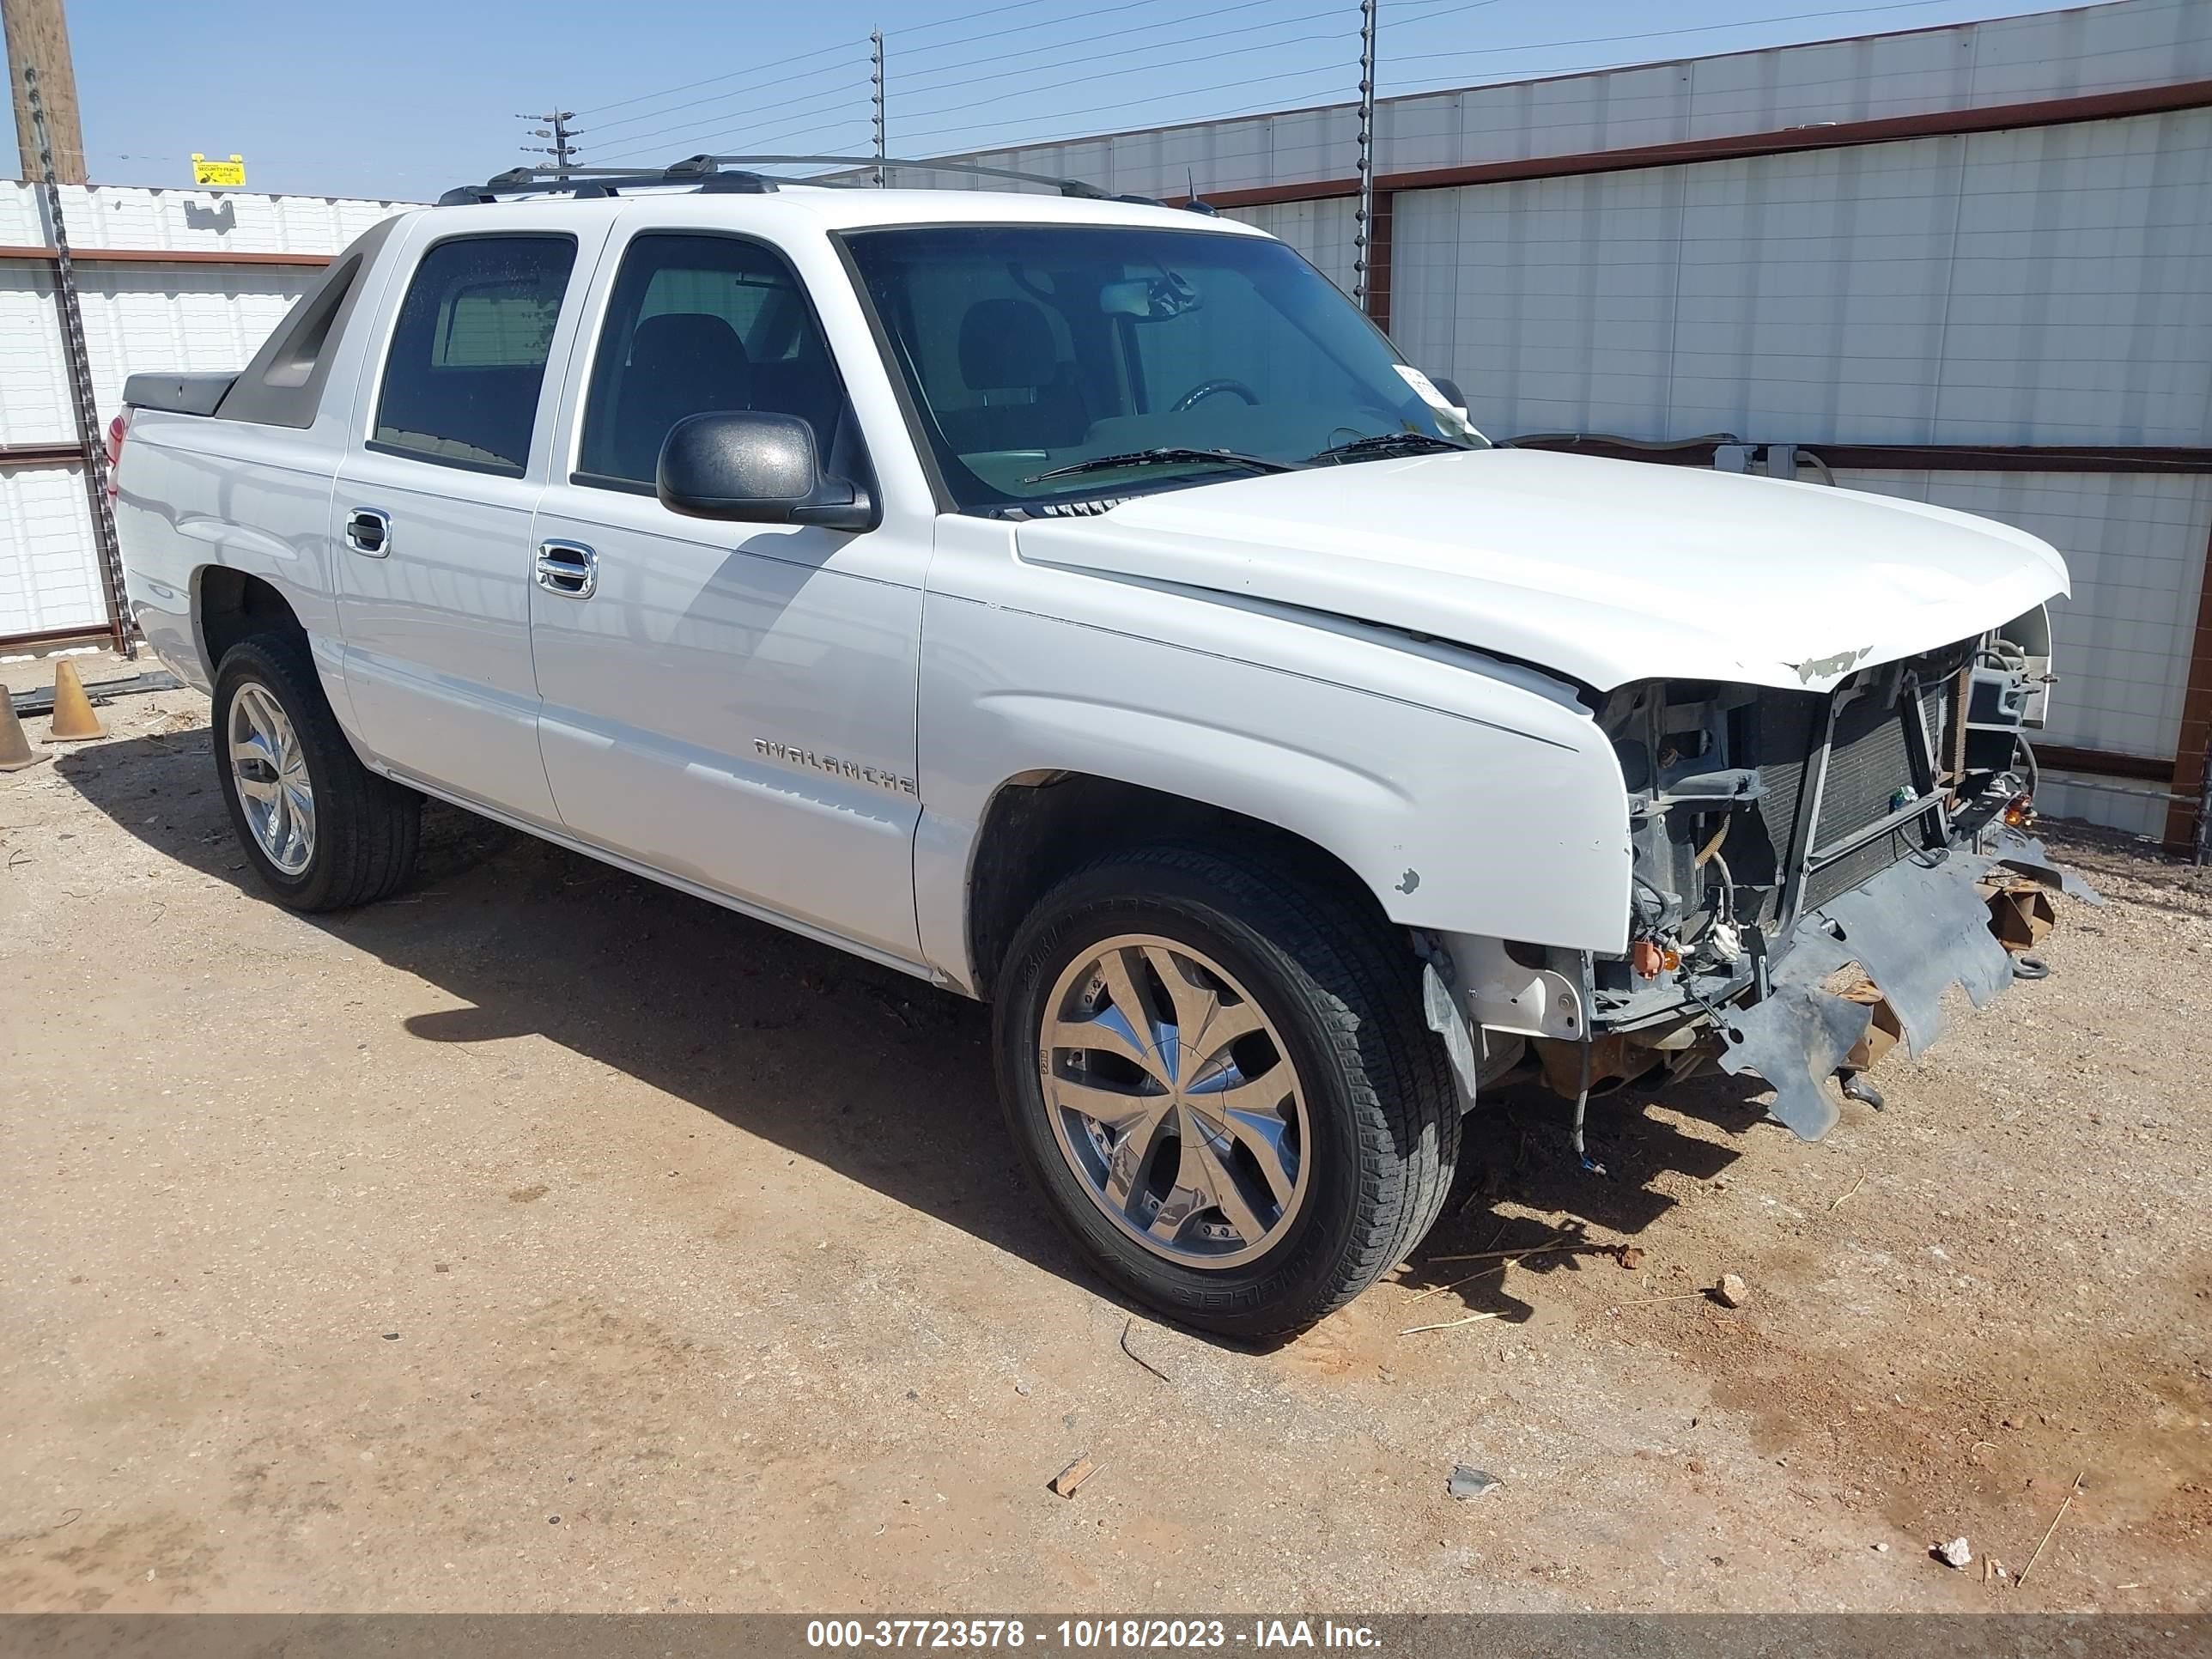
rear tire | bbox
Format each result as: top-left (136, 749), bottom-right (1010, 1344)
top-left (994, 844), bottom-right (1459, 1339)
top-left (211, 632), bottom-right (420, 911)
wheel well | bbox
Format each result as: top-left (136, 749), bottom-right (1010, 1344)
top-left (197, 568), bottom-right (303, 677)
top-left (964, 772), bottom-right (1385, 1000)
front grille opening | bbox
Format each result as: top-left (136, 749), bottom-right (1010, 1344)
top-left (1750, 652), bottom-right (1963, 926)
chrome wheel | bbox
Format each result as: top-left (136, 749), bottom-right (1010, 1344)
top-left (228, 681), bottom-right (314, 876)
top-left (1041, 934), bottom-right (1310, 1267)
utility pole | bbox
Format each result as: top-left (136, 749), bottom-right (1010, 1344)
top-left (1352, 0), bottom-right (1378, 314)
top-left (3, 0), bottom-right (86, 183)
top-left (519, 107), bottom-right (580, 171)
top-left (26, 64), bottom-right (130, 654)
top-left (869, 31), bottom-right (886, 186)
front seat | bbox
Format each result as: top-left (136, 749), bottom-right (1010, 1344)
top-left (612, 312), bottom-right (752, 483)
top-left (940, 296), bottom-right (1089, 453)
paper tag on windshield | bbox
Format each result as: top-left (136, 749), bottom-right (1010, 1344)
top-left (1395, 363), bottom-right (1462, 414)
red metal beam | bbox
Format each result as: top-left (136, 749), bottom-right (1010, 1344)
top-left (1174, 79), bottom-right (2212, 212)
top-left (1505, 435), bottom-right (2212, 474)
top-left (0, 441), bottom-right (84, 468)
top-left (2038, 745), bottom-right (2175, 784)
top-left (1364, 190), bottom-right (1394, 333)
top-left (2165, 520), bottom-right (2212, 856)
top-left (0, 623), bottom-right (111, 651)
top-left (0, 244), bottom-right (332, 267)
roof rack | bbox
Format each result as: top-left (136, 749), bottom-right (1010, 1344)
top-left (436, 155), bottom-right (776, 205)
top-left (437, 153), bottom-right (1170, 207)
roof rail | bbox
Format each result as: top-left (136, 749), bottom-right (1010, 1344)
top-left (437, 157), bottom-right (776, 205)
top-left (437, 153), bottom-right (1160, 206)
top-left (690, 155), bottom-right (1152, 202)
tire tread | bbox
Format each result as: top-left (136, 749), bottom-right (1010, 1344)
top-left (998, 842), bottom-right (1460, 1338)
top-left (215, 631), bottom-right (419, 911)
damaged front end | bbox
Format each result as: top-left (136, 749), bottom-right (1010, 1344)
top-left (1524, 610), bottom-right (2091, 1139)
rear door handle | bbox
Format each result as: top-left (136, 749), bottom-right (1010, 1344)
top-left (535, 539), bottom-right (598, 599)
top-left (343, 507), bottom-right (390, 557)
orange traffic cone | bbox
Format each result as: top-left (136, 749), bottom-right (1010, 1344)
top-left (0, 688), bottom-right (49, 771)
top-left (43, 659), bottom-right (108, 743)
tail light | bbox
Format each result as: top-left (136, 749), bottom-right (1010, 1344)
top-left (104, 410), bottom-right (129, 499)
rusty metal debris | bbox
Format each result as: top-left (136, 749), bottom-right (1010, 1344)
top-left (1048, 1457), bottom-right (1097, 1498)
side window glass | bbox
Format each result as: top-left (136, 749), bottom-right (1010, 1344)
top-left (578, 233), bottom-right (844, 488)
top-left (372, 235), bottom-right (575, 476)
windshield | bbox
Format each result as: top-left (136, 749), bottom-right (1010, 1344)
top-left (840, 223), bottom-right (1483, 512)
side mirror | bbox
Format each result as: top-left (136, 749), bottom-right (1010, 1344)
top-left (656, 410), bottom-right (876, 532)
top-left (1428, 374), bottom-right (1468, 412)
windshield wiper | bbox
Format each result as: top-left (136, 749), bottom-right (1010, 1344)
top-left (1307, 431), bottom-right (1469, 465)
top-left (1024, 447), bottom-right (1303, 484)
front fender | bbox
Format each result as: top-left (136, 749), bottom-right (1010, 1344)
top-left (913, 576), bottom-right (1632, 992)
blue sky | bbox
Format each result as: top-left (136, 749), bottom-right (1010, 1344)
top-left (33, 0), bottom-right (2072, 201)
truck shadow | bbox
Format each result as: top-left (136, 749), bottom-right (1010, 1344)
top-left (58, 726), bottom-right (1771, 1350)
top-left (1389, 1074), bottom-right (1769, 1325)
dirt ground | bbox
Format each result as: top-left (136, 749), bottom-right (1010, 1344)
top-left (1, 664), bottom-right (2207, 1613)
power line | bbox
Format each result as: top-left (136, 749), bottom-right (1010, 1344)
top-left (896, 26), bottom-right (1359, 121)
top-left (594, 89), bottom-right (872, 163)
top-left (603, 112), bottom-right (878, 169)
top-left (933, 86), bottom-right (1366, 162)
top-left (578, 0), bottom-right (1172, 121)
top-left (893, 0), bottom-right (1080, 40)
top-left (587, 54), bottom-right (858, 137)
top-left (588, 79), bottom-right (868, 160)
top-left (898, 59), bottom-right (1359, 148)
top-left (894, 0), bottom-right (1196, 60)
top-left (897, 1), bottom-right (1350, 97)
top-left (895, 0), bottom-right (1466, 60)
top-left (1382, 0), bottom-right (1972, 70)
top-left (903, 0), bottom-right (2018, 161)
top-left (574, 37), bottom-right (854, 118)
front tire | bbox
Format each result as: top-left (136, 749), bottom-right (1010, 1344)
top-left (211, 632), bottom-right (420, 911)
top-left (994, 845), bottom-right (1459, 1339)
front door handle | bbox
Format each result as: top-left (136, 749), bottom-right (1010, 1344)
top-left (535, 539), bottom-right (598, 599)
top-left (343, 507), bottom-right (390, 557)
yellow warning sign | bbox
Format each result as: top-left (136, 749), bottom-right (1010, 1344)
top-left (191, 153), bottom-right (246, 188)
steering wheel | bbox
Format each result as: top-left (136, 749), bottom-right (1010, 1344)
top-left (1170, 378), bottom-right (1259, 415)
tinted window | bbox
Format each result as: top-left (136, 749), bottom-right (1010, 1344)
top-left (373, 235), bottom-right (575, 475)
top-left (842, 225), bottom-right (1478, 512)
top-left (579, 233), bottom-right (844, 488)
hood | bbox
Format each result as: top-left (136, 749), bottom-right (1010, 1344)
top-left (1012, 447), bottom-right (2070, 693)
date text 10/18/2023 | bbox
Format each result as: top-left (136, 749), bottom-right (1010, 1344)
top-left (805, 1621), bottom-right (1383, 1650)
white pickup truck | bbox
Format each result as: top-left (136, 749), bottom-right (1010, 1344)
top-left (114, 158), bottom-right (2073, 1336)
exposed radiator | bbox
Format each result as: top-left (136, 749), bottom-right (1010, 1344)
top-left (1749, 663), bottom-right (1957, 925)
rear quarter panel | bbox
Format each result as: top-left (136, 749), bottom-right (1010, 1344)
top-left (117, 410), bottom-right (345, 694)
top-left (117, 217), bottom-right (404, 719)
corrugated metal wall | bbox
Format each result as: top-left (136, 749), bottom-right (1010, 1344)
top-left (957, 0), bottom-right (2211, 198)
top-left (1387, 108), bottom-right (2212, 447)
top-left (1838, 468), bottom-right (2210, 834)
top-left (934, 0), bottom-right (2212, 838)
top-left (1379, 100), bottom-right (2212, 830)
top-left (0, 184), bottom-right (402, 641)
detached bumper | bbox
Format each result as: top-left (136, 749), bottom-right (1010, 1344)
top-left (1713, 830), bottom-right (2092, 1139)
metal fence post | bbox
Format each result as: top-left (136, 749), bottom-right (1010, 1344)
top-left (1352, 0), bottom-right (1377, 315)
top-left (25, 64), bottom-right (133, 658)
top-left (871, 32), bottom-right (887, 187)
